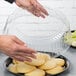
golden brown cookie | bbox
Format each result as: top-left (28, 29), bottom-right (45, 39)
top-left (43, 53), bottom-right (51, 61)
top-left (17, 62), bottom-right (36, 73)
top-left (46, 66), bottom-right (64, 75)
top-left (8, 64), bottom-right (17, 73)
top-left (25, 69), bottom-right (45, 76)
top-left (39, 60), bottom-right (57, 70)
top-left (51, 58), bottom-right (65, 66)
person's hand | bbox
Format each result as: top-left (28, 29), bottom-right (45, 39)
top-left (0, 35), bottom-right (36, 62)
top-left (15, 0), bottom-right (49, 18)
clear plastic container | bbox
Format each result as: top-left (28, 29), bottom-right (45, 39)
top-left (3, 6), bottom-right (70, 55)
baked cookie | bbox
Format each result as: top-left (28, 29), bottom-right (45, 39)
top-left (8, 64), bottom-right (17, 73)
top-left (51, 58), bottom-right (65, 66)
top-left (43, 53), bottom-right (51, 61)
top-left (17, 62), bottom-right (36, 73)
top-left (39, 60), bottom-right (57, 70)
top-left (46, 66), bottom-right (64, 75)
top-left (25, 69), bottom-right (45, 76)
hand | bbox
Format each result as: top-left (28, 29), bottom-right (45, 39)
top-left (0, 35), bottom-right (36, 62)
top-left (15, 0), bottom-right (49, 18)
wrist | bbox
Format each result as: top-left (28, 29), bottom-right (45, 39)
top-left (5, 0), bottom-right (15, 3)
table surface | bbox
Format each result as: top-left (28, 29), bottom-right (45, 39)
top-left (0, 47), bottom-right (76, 76)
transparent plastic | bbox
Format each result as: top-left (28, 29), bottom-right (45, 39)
top-left (3, 7), bottom-right (70, 55)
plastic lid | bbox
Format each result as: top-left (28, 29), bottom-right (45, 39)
top-left (3, 6), bottom-right (70, 55)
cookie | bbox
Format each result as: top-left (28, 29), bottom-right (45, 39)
top-left (25, 69), bottom-right (45, 76)
top-left (46, 66), bottom-right (64, 75)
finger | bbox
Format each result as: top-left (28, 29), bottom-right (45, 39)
top-left (27, 8), bottom-right (40, 17)
top-left (12, 57), bottom-right (25, 62)
top-left (20, 5), bottom-right (43, 18)
top-left (25, 53), bottom-right (36, 59)
top-left (21, 5), bottom-right (41, 18)
top-left (30, 2), bottom-right (46, 18)
top-left (33, 11), bottom-right (45, 18)
top-left (16, 45), bottom-right (37, 54)
top-left (38, 12), bottom-right (45, 18)
top-left (12, 56), bottom-right (32, 62)
top-left (35, 1), bottom-right (49, 16)
top-left (13, 36), bottom-right (25, 45)
top-left (14, 52), bottom-right (36, 59)
top-left (25, 6), bottom-right (40, 17)
top-left (32, 10), bottom-right (41, 17)
top-left (34, 12), bottom-right (40, 17)
top-left (24, 57), bottom-right (32, 62)
top-left (32, 9), bottom-right (45, 18)
top-left (11, 56), bottom-right (25, 62)
top-left (21, 4), bottom-right (41, 17)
